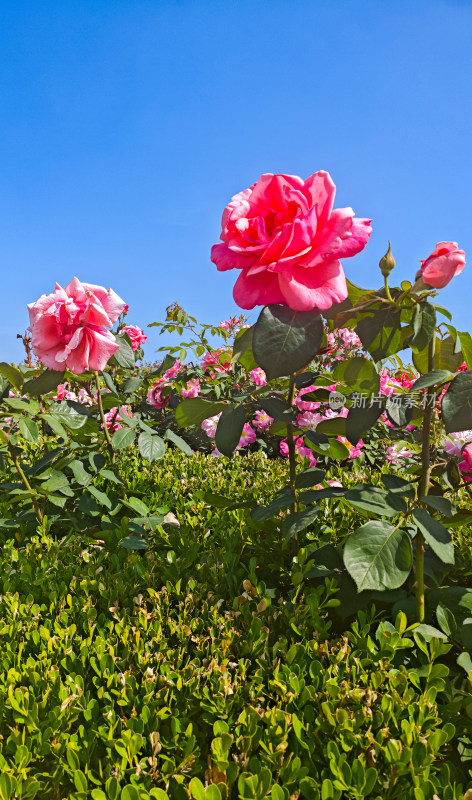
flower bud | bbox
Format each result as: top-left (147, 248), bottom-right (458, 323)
top-left (379, 242), bottom-right (396, 277)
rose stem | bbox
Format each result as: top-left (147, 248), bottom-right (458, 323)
top-left (415, 336), bottom-right (435, 622)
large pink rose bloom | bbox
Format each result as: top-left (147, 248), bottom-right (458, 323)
top-left (27, 277), bottom-right (127, 374)
top-left (211, 171), bottom-right (372, 311)
top-left (416, 242), bottom-right (466, 289)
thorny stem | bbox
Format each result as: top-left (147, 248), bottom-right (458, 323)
top-left (286, 374), bottom-right (299, 513)
top-left (7, 441), bottom-right (44, 529)
top-left (94, 371), bottom-right (115, 463)
top-left (415, 336), bottom-right (435, 622)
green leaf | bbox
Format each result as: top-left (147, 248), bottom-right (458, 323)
top-left (138, 431), bottom-right (165, 461)
top-left (420, 495), bottom-right (456, 517)
top-left (412, 508), bottom-right (454, 564)
top-left (457, 651), bottom-right (472, 675)
top-left (357, 305), bottom-right (405, 361)
top-left (441, 371), bottom-right (472, 433)
top-left (344, 521), bottom-right (413, 591)
top-left (122, 496), bottom-right (149, 516)
top-left (23, 369), bottom-right (65, 396)
top-left (346, 403), bottom-right (382, 445)
top-left (259, 397), bottom-right (295, 423)
top-left (381, 474), bottom-right (415, 499)
top-left (175, 398), bottom-right (227, 427)
top-left (5, 397), bottom-right (41, 414)
top-left (19, 417), bottom-right (40, 444)
top-left (123, 376), bottom-right (143, 394)
top-left (295, 467), bottom-right (326, 489)
top-left (0, 362), bottom-right (23, 389)
top-left (164, 428), bottom-right (193, 456)
top-left (42, 414), bottom-right (68, 440)
top-left (316, 418), bottom-right (347, 437)
top-left (189, 779), bottom-right (206, 800)
top-left (50, 400), bottom-right (89, 429)
top-left (215, 405), bottom-right (245, 457)
top-left (344, 485), bottom-right (407, 517)
top-left (99, 468), bottom-right (123, 484)
top-left (73, 770), bottom-right (88, 792)
top-left (88, 485), bottom-right (113, 510)
top-left (120, 786), bottom-right (140, 800)
top-left (252, 305), bottom-right (324, 380)
top-left (413, 335), bottom-right (463, 374)
top-left (67, 459), bottom-right (91, 485)
top-left (232, 326), bottom-right (258, 372)
top-left (332, 357), bottom-right (380, 395)
top-left (458, 330), bottom-right (472, 370)
top-left (411, 370), bottom-right (452, 392)
top-left (111, 428), bottom-right (136, 450)
top-left (407, 302), bottom-right (436, 352)
top-left (113, 335), bottom-right (135, 369)
top-left (282, 506), bottom-right (320, 539)
top-left (385, 395), bottom-right (414, 429)
top-left (436, 603), bottom-right (457, 637)
top-left (101, 371), bottom-right (121, 397)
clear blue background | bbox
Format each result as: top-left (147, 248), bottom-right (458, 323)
top-left (2, 0), bottom-right (471, 362)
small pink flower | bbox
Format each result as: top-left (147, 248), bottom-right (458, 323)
top-left (249, 368), bottom-right (267, 386)
top-left (252, 410), bottom-right (273, 430)
top-left (201, 413), bottom-right (221, 438)
top-left (147, 383), bottom-right (170, 410)
top-left (280, 437), bottom-right (317, 467)
top-left (181, 378), bottom-right (201, 398)
top-left (444, 430), bottom-right (472, 458)
top-left (416, 242), bottom-right (466, 289)
top-left (201, 349), bottom-right (231, 374)
top-left (459, 443), bottom-right (472, 476)
top-left (386, 445), bottom-right (413, 464)
top-left (379, 369), bottom-right (402, 396)
top-left (104, 405), bottom-right (133, 433)
top-left (120, 325), bottom-right (147, 351)
top-left (163, 361), bottom-right (181, 381)
top-left (237, 423), bottom-right (257, 448)
top-left (296, 410), bottom-right (324, 430)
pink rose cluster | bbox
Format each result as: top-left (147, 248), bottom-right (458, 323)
top-left (147, 361), bottom-right (182, 410)
top-left (201, 413), bottom-right (257, 454)
top-left (27, 277), bottom-right (127, 374)
top-left (212, 171), bottom-right (372, 312)
top-left (201, 349), bottom-right (232, 375)
top-left (104, 405), bottom-right (134, 434)
top-left (55, 383), bottom-right (93, 406)
top-left (326, 328), bottom-right (362, 354)
top-left (120, 325), bottom-right (147, 352)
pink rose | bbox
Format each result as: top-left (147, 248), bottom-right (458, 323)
top-left (249, 367), bottom-right (267, 386)
top-left (181, 378), bottom-right (201, 398)
top-left (252, 409), bottom-right (273, 430)
top-left (211, 171), bottom-right (372, 311)
top-left (237, 423), bottom-right (257, 449)
top-left (27, 277), bottom-right (127, 374)
top-left (416, 242), bottom-right (466, 289)
top-left (201, 413), bottom-right (221, 438)
top-left (120, 325), bottom-right (147, 351)
top-left (103, 405), bottom-right (133, 433)
top-left (201, 349), bottom-right (231, 374)
top-left (147, 382), bottom-right (170, 410)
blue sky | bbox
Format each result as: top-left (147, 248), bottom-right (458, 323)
top-left (1, 0), bottom-right (471, 363)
